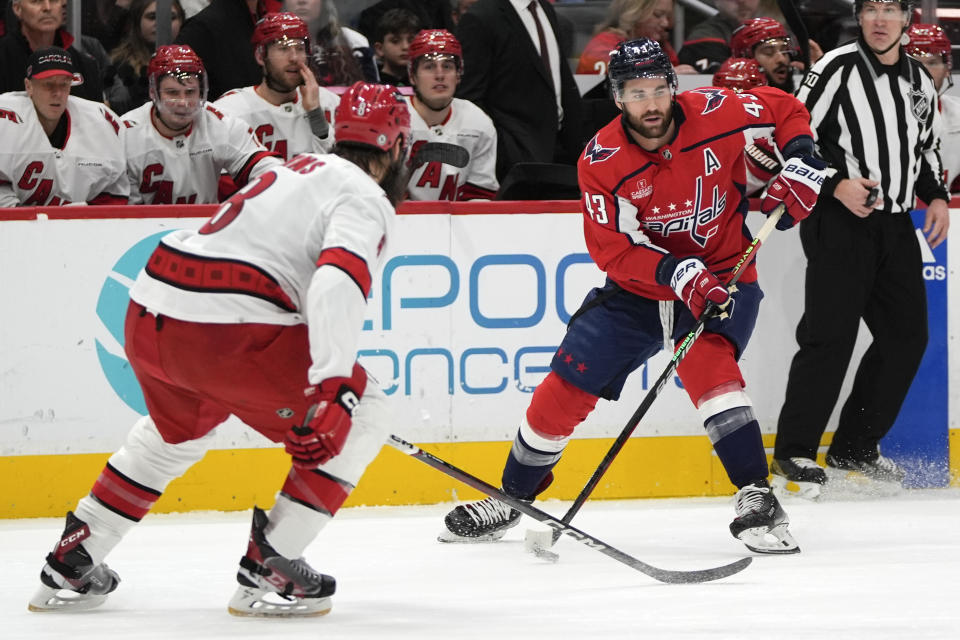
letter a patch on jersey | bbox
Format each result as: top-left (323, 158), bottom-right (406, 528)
top-left (584, 136), bottom-right (620, 165)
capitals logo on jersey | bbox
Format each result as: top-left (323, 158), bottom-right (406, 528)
top-left (584, 136), bottom-right (620, 165)
top-left (690, 88), bottom-right (727, 115)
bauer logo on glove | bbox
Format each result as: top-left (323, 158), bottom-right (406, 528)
top-left (761, 155), bottom-right (828, 230)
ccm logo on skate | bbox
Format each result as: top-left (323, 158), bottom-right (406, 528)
top-left (60, 527), bottom-right (89, 548)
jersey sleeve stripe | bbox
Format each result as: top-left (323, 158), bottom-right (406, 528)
top-left (316, 247), bottom-right (372, 298)
top-left (234, 150), bottom-right (280, 187)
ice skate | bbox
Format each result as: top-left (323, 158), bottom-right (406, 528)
top-left (729, 481), bottom-right (800, 554)
top-left (227, 507), bottom-right (336, 618)
top-left (439, 496), bottom-right (522, 542)
top-left (771, 457), bottom-right (827, 500)
top-left (28, 511), bottom-right (120, 612)
top-left (824, 453), bottom-right (905, 497)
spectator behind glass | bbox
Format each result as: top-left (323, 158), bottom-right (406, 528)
top-left (678, 0), bottom-right (759, 74)
top-left (373, 8), bottom-right (420, 86)
top-left (0, 0), bottom-right (104, 101)
top-left (284, 0), bottom-right (377, 85)
top-left (106, 0), bottom-right (184, 115)
top-left (577, 0), bottom-right (695, 75)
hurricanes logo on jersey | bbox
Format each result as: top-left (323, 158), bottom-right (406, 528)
top-left (583, 136), bottom-right (620, 165)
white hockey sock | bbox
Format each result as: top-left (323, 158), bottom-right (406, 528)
top-left (265, 494), bottom-right (332, 559)
top-left (73, 494), bottom-right (137, 566)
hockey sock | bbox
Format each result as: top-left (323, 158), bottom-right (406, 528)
top-left (501, 416), bottom-right (566, 499)
top-left (265, 493), bottom-right (332, 559)
top-left (698, 388), bottom-right (768, 488)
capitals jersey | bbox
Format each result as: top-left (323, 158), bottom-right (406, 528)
top-left (213, 85), bottom-right (340, 158)
top-left (404, 97), bottom-right (498, 201)
top-left (130, 153), bottom-right (394, 383)
top-left (578, 86), bottom-right (812, 300)
top-left (122, 102), bottom-right (280, 205)
top-left (0, 93), bottom-right (127, 207)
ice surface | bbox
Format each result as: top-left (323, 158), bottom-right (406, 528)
top-left (4, 490), bottom-right (959, 639)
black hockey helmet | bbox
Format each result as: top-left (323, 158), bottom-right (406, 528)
top-left (607, 38), bottom-right (678, 102)
top-left (853, 1), bottom-right (913, 20)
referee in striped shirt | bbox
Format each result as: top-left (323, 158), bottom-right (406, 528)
top-left (771, 0), bottom-right (949, 494)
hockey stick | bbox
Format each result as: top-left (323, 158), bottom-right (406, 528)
top-left (386, 434), bottom-right (752, 584)
top-left (777, 0), bottom-right (810, 73)
top-left (541, 205), bottom-right (786, 547)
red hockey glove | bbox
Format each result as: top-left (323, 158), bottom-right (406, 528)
top-left (669, 257), bottom-right (730, 320)
top-left (285, 363), bottom-right (367, 468)
top-left (761, 155), bottom-right (827, 230)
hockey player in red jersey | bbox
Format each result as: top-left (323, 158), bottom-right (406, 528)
top-left (29, 81), bottom-right (411, 617)
top-left (440, 39), bottom-right (827, 554)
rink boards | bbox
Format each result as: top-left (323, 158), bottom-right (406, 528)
top-left (1, 201), bottom-right (957, 517)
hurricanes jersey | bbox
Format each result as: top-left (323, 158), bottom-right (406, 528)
top-left (213, 85), bottom-right (340, 159)
top-left (0, 93), bottom-right (127, 206)
top-left (404, 96), bottom-right (498, 201)
top-left (122, 102), bottom-right (280, 205)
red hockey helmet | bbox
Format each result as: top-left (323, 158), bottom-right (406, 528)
top-left (906, 23), bottom-right (952, 72)
top-left (407, 29), bottom-right (463, 78)
top-left (712, 58), bottom-right (769, 93)
top-left (730, 18), bottom-right (790, 58)
top-left (252, 12), bottom-right (310, 56)
top-left (334, 81), bottom-right (411, 152)
top-left (147, 45), bottom-right (208, 112)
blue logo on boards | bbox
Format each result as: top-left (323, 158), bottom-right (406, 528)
top-left (94, 231), bottom-right (174, 415)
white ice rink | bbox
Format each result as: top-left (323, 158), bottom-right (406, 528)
top-left (4, 489), bottom-right (959, 640)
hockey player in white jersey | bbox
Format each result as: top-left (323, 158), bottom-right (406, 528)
top-left (404, 29), bottom-right (498, 201)
top-left (0, 47), bottom-right (127, 207)
top-left (214, 12), bottom-right (340, 160)
top-left (28, 81), bottom-right (411, 617)
top-left (123, 45), bottom-right (281, 205)
top-left (907, 23), bottom-right (958, 191)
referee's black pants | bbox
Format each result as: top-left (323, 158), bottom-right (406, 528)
top-left (774, 198), bottom-right (928, 463)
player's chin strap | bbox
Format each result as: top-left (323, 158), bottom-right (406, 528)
top-left (545, 205), bottom-right (787, 547)
top-left (386, 434), bottom-right (752, 584)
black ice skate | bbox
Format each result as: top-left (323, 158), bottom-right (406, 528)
top-left (228, 507), bottom-right (336, 617)
top-left (439, 496), bottom-right (522, 543)
top-left (28, 511), bottom-right (120, 612)
top-left (729, 481), bottom-right (800, 554)
top-left (771, 457), bottom-right (827, 500)
top-left (824, 452), bottom-right (905, 495)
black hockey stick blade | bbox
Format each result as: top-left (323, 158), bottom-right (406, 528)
top-left (387, 435), bottom-right (752, 584)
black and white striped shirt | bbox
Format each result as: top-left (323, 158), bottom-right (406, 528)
top-left (797, 36), bottom-right (948, 213)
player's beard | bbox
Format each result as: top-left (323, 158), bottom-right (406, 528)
top-left (769, 66), bottom-right (794, 93)
top-left (263, 58), bottom-right (302, 95)
top-left (379, 154), bottom-right (410, 208)
top-left (624, 105), bottom-right (673, 140)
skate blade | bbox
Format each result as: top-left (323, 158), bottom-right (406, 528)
top-left (28, 584), bottom-right (109, 612)
top-left (771, 474), bottom-right (822, 501)
top-left (227, 586), bottom-right (331, 618)
top-left (738, 523), bottom-right (801, 555)
top-left (437, 528), bottom-right (508, 543)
